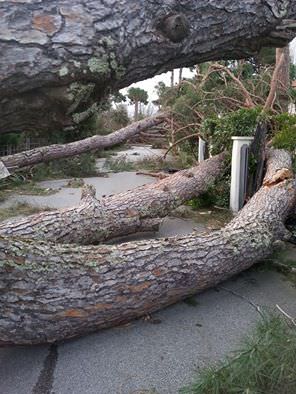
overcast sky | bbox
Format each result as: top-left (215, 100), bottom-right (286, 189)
top-left (120, 68), bottom-right (195, 103)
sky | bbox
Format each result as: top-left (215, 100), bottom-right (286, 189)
top-left (120, 38), bottom-right (296, 116)
top-left (120, 68), bottom-right (195, 116)
top-left (120, 68), bottom-right (195, 103)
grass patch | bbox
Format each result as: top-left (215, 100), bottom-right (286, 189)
top-left (0, 176), bottom-right (56, 202)
top-left (96, 144), bottom-right (133, 158)
top-left (66, 178), bottom-right (85, 188)
top-left (104, 156), bottom-right (136, 172)
top-left (0, 202), bottom-right (52, 221)
top-left (183, 296), bottom-right (199, 307)
top-left (181, 315), bottom-right (296, 394)
top-left (31, 153), bottom-right (98, 181)
top-left (0, 153), bottom-right (98, 202)
top-left (104, 155), bottom-right (188, 173)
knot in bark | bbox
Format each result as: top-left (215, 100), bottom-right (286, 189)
top-left (158, 13), bottom-right (190, 43)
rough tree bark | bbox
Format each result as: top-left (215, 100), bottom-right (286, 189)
top-left (0, 154), bottom-right (226, 244)
top-left (0, 113), bottom-right (167, 173)
top-left (0, 149), bottom-right (294, 345)
top-left (1, 1), bottom-right (296, 134)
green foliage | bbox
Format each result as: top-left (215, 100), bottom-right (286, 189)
top-left (109, 105), bottom-right (129, 127)
top-left (0, 155), bottom-right (97, 201)
top-left (186, 192), bottom-right (216, 210)
top-left (0, 133), bottom-right (22, 146)
top-left (104, 155), bottom-right (187, 173)
top-left (104, 156), bottom-right (136, 172)
top-left (290, 64), bottom-right (296, 82)
top-left (253, 47), bottom-right (276, 68)
top-left (111, 91), bottom-right (126, 103)
top-left (32, 153), bottom-right (98, 181)
top-left (127, 87), bottom-right (148, 105)
top-left (66, 178), bottom-right (85, 188)
top-left (187, 170), bottom-right (231, 209)
top-left (183, 296), bottom-right (199, 307)
top-left (272, 113), bottom-right (296, 152)
top-left (202, 108), bottom-right (262, 155)
top-left (127, 87), bottom-right (149, 119)
top-left (0, 175), bottom-right (56, 202)
top-left (155, 64), bottom-right (270, 158)
top-left (154, 81), bottom-right (179, 108)
top-left (182, 315), bottom-right (296, 394)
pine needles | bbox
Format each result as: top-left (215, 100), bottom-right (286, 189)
top-left (181, 315), bottom-right (296, 394)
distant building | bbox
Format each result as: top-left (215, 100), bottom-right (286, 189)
top-left (290, 38), bottom-right (296, 64)
top-left (288, 103), bottom-right (296, 114)
top-left (289, 40), bottom-right (296, 114)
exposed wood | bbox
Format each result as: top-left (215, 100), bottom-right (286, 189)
top-left (1, 1), bottom-right (296, 134)
top-left (263, 150), bottom-right (293, 185)
top-left (0, 113), bottom-right (167, 172)
top-left (0, 154), bottom-right (226, 244)
top-left (0, 149), bottom-right (294, 345)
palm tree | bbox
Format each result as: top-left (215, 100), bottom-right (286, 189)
top-left (127, 87), bottom-right (148, 120)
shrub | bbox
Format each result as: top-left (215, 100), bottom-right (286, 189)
top-left (202, 107), bottom-right (263, 155)
top-left (32, 153), bottom-right (98, 180)
top-left (272, 113), bottom-right (296, 152)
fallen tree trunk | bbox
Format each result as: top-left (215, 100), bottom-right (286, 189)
top-left (0, 154), bottom-right (226, 244)
top-left (1, 1), bottom-right (296, 134)
top-left (0, 113), bottom-right (167, 173)
top-left (0, 149), bottom-right (294, 345)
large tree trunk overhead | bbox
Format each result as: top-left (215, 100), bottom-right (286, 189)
top-left (0, 113), bottom-right (167, 173)
top-left (0, 149), bottom-right (294, 345)
top-left (0, 154), bottom-right (226, 244)
top-left (1, 1), bottom-right (296, 135)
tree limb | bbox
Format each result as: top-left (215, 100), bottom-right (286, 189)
top-left (0, 149), bottom-right (294, 345)
top-left (0, 154), bottom-right (226, 244)
top-left (0, 113), bottom-right (168, 173)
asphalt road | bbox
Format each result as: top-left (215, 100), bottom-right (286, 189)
top-left (1, 270), bottom-right (296, 394)
top-left (1, 162), bottom-right (296, 393)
